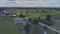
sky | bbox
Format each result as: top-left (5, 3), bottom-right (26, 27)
top-left (0, 0), bottom-right (60, 7)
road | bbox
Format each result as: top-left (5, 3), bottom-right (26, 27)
top-left (39, 23), bottom-right (60, 34)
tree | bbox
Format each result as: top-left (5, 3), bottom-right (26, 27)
top-left (43, 26), bottom-right (47, 30)
top-left (56, 32), bottom-right (59, 34)
top-left (46, 15), bottom-right (51, 21)
top-left (19, 12), bottom-right (23, 17)
top-left (35, 10), bottom-right (38, 12)
top-left (20, 14), bottom-right (23, 17)
top-left (42, 10), bottom-right (45, 13)
top-left (32, 18), bottom-right (39, 25)
top-left (46, 15), bottom-right (54, 26)
top-left (37, 17), bottom-right (41, 22)
top-left (28, 18), bottom-right (32, 23)
top-left (26, 11), bottom-right (29, 13)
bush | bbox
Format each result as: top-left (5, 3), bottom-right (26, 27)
top-left (32, 18), bottom-right (39, 25)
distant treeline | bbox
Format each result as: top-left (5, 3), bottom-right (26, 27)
top-left (0, 7), bottom-right (60, 11)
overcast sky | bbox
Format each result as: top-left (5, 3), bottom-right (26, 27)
top-left (0, 0), bottom-right (60, 7)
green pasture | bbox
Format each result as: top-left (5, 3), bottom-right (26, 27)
top-left (0, 16), bottom-right (20, 34)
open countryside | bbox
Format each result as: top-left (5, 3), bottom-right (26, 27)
top-left (0, 8), bottom-right (60, 34)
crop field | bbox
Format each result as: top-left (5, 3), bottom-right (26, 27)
top-left (0, 8), bottom-right (60, 34)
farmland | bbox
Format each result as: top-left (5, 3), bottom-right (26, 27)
top-left (0, 8), bottom-right (60, 34)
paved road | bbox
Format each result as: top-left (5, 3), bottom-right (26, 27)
top-left (39, 23), bottom-right (60, 34)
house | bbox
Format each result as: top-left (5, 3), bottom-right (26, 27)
top-left (13, 17), bottom-right (28, 25)
top-left (9, 13), bottom-right (17, 17)
top-left (0, 12), bottom-right (6, 19)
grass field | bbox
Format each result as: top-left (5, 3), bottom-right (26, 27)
top-left (0, 16), bottom-right (20, 34)
top-left (0, 9), bottom-right (60, 34)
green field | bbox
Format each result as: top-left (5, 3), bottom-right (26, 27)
top-left (0, 16), bottom-right (20, 34)
top-left (0, 9), bottom-right (60, 34)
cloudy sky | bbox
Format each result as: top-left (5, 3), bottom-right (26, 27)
top-left (0, 0), bottom-right (60, 7)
